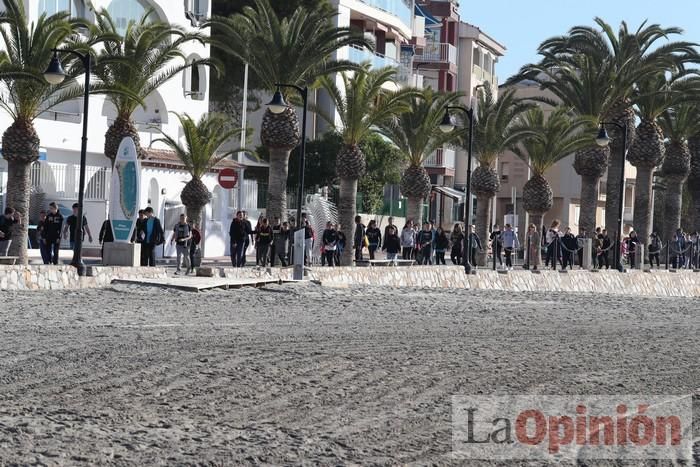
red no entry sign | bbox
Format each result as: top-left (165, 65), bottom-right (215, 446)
top-left (218, 167), bottom-right (239, 189)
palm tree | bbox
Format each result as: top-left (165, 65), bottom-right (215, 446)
top-left (627, 74), bottom-right (700, 248)
top-left (688, 135), bottom-right (700, 232)
top-left (511, 107), bottom-right (592, 229)
top-left (510, 53), bottom-right (611, 235)
top-left (153, 113), bottom-right (245, 224)
top-left (378, 89), bottom-right (461, 226)
top-left (210, 0), bottom-right (371, 222)
top-left (0, 0), bottom-right (85, 264)
top-left (470, 86), bottom-right (532, 265)
top-left (539, 18), bottom-right (698, 233)
top-left (317, 65), bottom-right (416, 265)
top-left (90, 8), bottom-right (209, 164)
top-left (658, 104), bottom-right (700, 247)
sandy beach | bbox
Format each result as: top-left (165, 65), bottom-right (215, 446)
top-left (0, 283), bottom-right (697, 465)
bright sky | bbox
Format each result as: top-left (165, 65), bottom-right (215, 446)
top-left (459, 0), bottom-right (700, 82)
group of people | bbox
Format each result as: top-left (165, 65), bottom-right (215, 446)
top-left (33, 203), bottom-right (92, 264)
top-left (391, 219), bottom-right (483, 266)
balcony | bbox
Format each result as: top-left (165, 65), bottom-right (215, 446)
top-left (415, 42), bottom-right (457, 64)
top-left (348, 45), bottom-right (399, 69)
top-left (472, 64), bottom-right (496, 85)
top-left (623, 206), bottom-right (634, 222)
top-left (357, 0), bottom-right (412, 28)
top-left (397, 66), bottom-right (424, 88)
top-left (424, 148), bottom-right (455, 170)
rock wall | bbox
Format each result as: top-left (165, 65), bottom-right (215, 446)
top-left (0, 266), bottom-right (167, 291)
top-left (221, 266), bottom-right (700, 297)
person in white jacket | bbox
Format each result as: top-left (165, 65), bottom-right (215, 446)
top-left (499, 223), bottom-right (520, 270)
top-left (400, 222), bottom-right (416, 260)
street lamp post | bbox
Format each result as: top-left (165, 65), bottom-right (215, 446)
top-left (267, 84), bottom-right (308, 279)
top-left (439, 99), bottom-right (477, 274)
top-left (595, 122), bottom-right (628, 272)
top-left (44, 49), bottom-right (91, 276)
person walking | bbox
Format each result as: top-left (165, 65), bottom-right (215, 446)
top-left (545, 220), bottom-right (561, 270)
top-left (365, 220), bottom-right (381, 260)
top-left (499, 223), bottom-right (520, 270)
top-left (524, 224), bottom-right (541, 270)
top-left (450, 224), bottom-right (464, 266)
top-left (141, 207), bottom-right (164, 267)
top-left (44, 202), bottom-right (63, 264)
top-left (170, 213), bottom-right (192, 275)
top-left (37, 210), bottom-right (51, 264)
top-left (229, 211), bottom-right (247, 268)
top-left (672, 228), bottom-right (687, 269)
top-left (489, 224), bottom-right (503, 268)
top-left (576, 228), bottom-right (588, 268)
top-left (304, 220), bottom-right (315, 266)
top-left (382, 225), bottom-right (401, 263)
top-left (241, 211), bottom-right (254, 267)
top-left (626, 230), bottom-right (640, 269)
top-left (353, 215), bottom-right (366, 263)
top-left (383, 217), bottom-right (396, 247)
top-left (335, 223), bottom-right (345, 266)
top-left (598, 229), bottom-right (611, 269)
top-left (416, 222), bottom-right (433, 265)
top-left (321, 222), bottom-right (338, 267)
top-left (98, 217), bottom-right (114, 261)
top-left (400, 222), bottom-right (415, 260)
top-left (465, 224), bottom-right (482, 268)
top-left (0, 207), bottom-right (21, 257)
top-left (561, 227), bottom-right (577, 270)
top-left (648, 232), bottom-right (661, 268)
top-left (271, 221), bottom-right (290, 267)
top-left (187, 220), bottom-right (202, 274)
top-left (434, 227), bottom-right (449, 265)
top-left (255, 217), bottom-right (273, 267)
top-left (63, 203), bottom-right (93, 250)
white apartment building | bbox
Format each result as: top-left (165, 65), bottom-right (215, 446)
top-left (0, 0), bottom-right (245, 258)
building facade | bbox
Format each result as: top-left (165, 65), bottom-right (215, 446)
top-left (0, 0), bottom-right (246, 258)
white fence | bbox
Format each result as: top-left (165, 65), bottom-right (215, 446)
top-left (30, 162), bottom-right (111, 201)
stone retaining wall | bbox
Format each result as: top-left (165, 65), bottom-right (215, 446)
top-left (0, 266), bottom-right (167, 291)
top-left (220, 266), bottom-right (700, 297)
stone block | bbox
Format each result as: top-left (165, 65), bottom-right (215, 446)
top-left (197, 267), bottom-right (216, 277)
top-left (103, 242), bottom-right (141, 267)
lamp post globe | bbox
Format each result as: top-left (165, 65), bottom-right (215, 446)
top-left (43, 53), bottom-right (66, 85)
top-left (595, 125), bottom-right (610, 147)
top-left (439, 109), bottom-right (455, 134)
top-left (267, 90), bottom-right (288, 114)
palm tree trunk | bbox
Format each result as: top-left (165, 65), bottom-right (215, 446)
top-left (689, 178), bottom-right (700, 233)
top-left (605, 143), bottom-right (624, 233)
top-left (475, 194), bottom-right (491, 266)
top-left (653, 185), bottom-right (666, 235)
top-left (579, 175), bottom-right (600, 234)
top-left (528, 212), bottom-right (543, 232)
top-left (662, 177), bottom-right (684, 252)
top-left (185, 205), bottom-right (205, 227)
top-left (267, 148), bottom-right (289, 222)
top-left (633, 166), bottom-right (653, 256)
top-left (6, 159), bottom-right (31, 265)
top-left (338, 177), bottom-right (357, 266)
top-left (406, 196), bottom-right (423, 228)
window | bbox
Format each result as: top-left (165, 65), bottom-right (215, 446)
top-left (107, 0), bottom-right (147, 34)
top-left (184, 56), bottom-right (206, 100)
top-left (185, 0), bottom-right (208, 26)
top-left (39, 0), bottom-right (71, 15)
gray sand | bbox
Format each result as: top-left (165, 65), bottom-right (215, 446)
top-left (0, 283), bottom-right (697, 465)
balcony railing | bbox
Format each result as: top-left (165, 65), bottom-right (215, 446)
top-left (424, 148), bottom-right (455, 170)
top-left (348, 45), bottom-right (399, 69)
top-left (30, 162), bottom-right (111, 200)
top-left (623, 206), bottom-right (634, 221)
top-left (357, 0), bottom-right (412, 27)
top-left (414, 42), bottom-right (457, 64)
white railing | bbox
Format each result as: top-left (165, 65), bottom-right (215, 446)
top-left (31, 162), bottom-right (111, 200)
top-left (229, 178), bottom-right (258, 210)
top-left (415, 43), bottom-right (457, 64)
top-left (348, 45), bottom-right (399, 69)
top-left (623, 206), bottom-right (634, 221)
top-left (424, 148), bottom-right (456, 169)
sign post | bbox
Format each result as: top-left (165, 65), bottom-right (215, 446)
top-left (104, 137), bottom-right (141, 266)
top-left (293, 228), bottom-right (305, 280)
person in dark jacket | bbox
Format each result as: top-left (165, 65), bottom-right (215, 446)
top-left (36, 210), bottom-right (51, 264)
top-left (0, 207), bottom-right (21, 257)
top-left (625, 230), bottom-right (640, 269)
top-left (382, 225), bottom-right (401, 262)
top-left (598, 229), bottom-right (611, 269)
top-left (141, 206), bottom-right (164, 267)
top-left (463, 224), bottom-right (482, 268)
top-left (576, 228), bottom-right (588, 268)
top-left (188, 220), bottom-right (202, 274)
top-left (99, 218), bottom-right (114, 261)
top-left (365, 220), bottom-right (381, 260)
top-left (353, 216), bottom-right (365, 262)
top-left (416, 222), bottom-right (434, 265)
top-left (271, 221), bottom-right (289, 267)
top-left (44, 202), bottom-right (63, 264)
top-left (335, 223), bottom-right (346, 266)
top-left (450, 224), bottom-right (464, 265)
top-left (489, 224), bottom-right (502, 267)
top-left (229, 211), bottom-right (247, 267)
top-left (321, 222), bottom-right (338, 267)
top-left (561, 227), bottom-right (578, 270)
top-left (434, 227), bottom-right (449, 265)
top-left (255, 217), bottom-right (273, 267)
top-left (648, 232), bottom-right (661, 268)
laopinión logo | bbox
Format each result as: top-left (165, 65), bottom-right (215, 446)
top-left (452, 395), bottom-right (692, 461)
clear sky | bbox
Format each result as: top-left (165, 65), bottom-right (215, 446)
top-left (459, 0), bottom-right (700, 82)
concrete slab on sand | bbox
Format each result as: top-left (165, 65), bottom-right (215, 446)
top-left (112, 276), bottom-right (290, 292)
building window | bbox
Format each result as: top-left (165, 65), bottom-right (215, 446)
top-left (184, 56), bottom-right (206, 100)
top-left (39, 0), bottom-right (71, 15)
top-left (185, 0), bottom-right (208, 26)
top-left (107, 0), bottom-right (148, 34)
